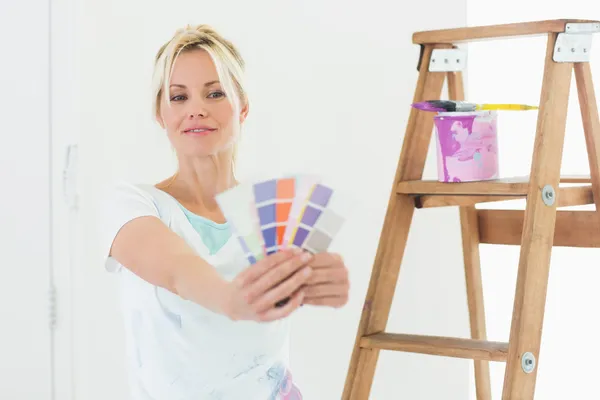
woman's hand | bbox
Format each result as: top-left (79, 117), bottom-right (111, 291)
top-left (223, 249), bottom-right (313, 322)
top-left (302, 252), bottom-right (349, 308)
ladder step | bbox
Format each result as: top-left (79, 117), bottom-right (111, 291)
top-left (413, 19), bottom-right (600, 44)
top-left (360, 333), bottom-right (508, 362)
top-left (398, 177), bottom-right (530, 196)
top-left (479, 209), bottom-right (600, 247)
top-left (414, 185), bottom-right (593, 208)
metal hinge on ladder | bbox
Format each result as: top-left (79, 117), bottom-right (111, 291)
top-left (428, 48), bottom-right (467, 72)
top-left (553, 22), bottom-right (600, 62)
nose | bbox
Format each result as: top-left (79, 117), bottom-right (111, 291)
top-left (187, 99), bottom-right (208, 119)
top-left (189, 110), bottom-right (207, 119)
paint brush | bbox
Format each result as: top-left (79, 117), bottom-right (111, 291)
top-left (412, 100), bottom-right (539, 112)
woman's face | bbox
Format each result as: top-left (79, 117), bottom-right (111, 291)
top-left (157, 49), bottom-right (247, 159)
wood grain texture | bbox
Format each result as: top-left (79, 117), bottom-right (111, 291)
top-left (478, 210), bottom-right (600, 248)
top-left (414, 184), bottom-right (593, 208)
top-left (361, 333), bottom-right (508, 362)
top-left (413, 19), bottom-right (599, 44)
top-left (460, 207), bottom-right (492, 400)
top-left (502, 33), bottom-right (573, 400)
top-left (397, 177), bottom-right (530, 195)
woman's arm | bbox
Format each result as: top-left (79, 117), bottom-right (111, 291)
top-left (109, 215), bottom-right (313, 321)
top-left (109, 215), bottom-right (231, 314)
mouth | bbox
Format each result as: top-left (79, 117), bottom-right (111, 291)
top-left (183, 127), bottom-right (217, 136)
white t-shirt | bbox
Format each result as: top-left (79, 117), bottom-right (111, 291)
top-left (100, 182), bottom-right (302, 400)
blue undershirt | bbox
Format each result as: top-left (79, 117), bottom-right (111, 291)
top-left (177, 204), bottom-right (232, 255)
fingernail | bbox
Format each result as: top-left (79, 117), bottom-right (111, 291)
top-left (303, 267), bottom-right (312, 276)
top-left (301, 252), bottom-right (311, 262)
top-left (292, 247), bottom-right (302, 255)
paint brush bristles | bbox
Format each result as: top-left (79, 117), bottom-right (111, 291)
top-left (412, 100), bottom-right (538, 112)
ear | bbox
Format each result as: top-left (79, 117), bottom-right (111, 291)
top-left (239, 101), bottom-right (249, 124)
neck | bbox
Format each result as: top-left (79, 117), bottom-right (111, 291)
top-left (163, 150), bottom-right (237, 216)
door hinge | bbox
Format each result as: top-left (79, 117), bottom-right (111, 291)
top-left (49, 285), bottom-right (57, 330)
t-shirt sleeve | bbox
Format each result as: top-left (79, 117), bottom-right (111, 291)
top-left (99, 181), bottom-right (161, 273)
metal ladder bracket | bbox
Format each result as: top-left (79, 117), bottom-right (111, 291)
top-left (553, 22), bottom-right (600, 62)
top-left (428, 48), bottom-right (467, 72)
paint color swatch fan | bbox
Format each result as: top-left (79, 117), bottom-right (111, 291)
top-left (216, 175), bottom-right (346, 265)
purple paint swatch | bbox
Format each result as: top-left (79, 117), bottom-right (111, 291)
top-left (301, 206), bottom-right (322, 226)
top-left (310, 184), bottom-right (333, 206)
top-left (292, 227), bottom-right (310, 247)
top-left (258, 203), bottom-right (276, 225)
top-left (253, 179), bottom-right (277, 203)
top-left (248, 255), bottom-right (257, 264)
top-left (262, 226), bottom-right (277, 249)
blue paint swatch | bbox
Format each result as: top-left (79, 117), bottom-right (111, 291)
top-left (254, 179), bottom-right (277, 203)
top-left (258, 203), bottom-right (276, 225)
top-left (262, 226), bottom-right (277, 249)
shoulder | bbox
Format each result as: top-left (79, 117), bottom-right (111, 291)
top-left (102, 180), bottom-right (171, 214)
top-left (98, 180), bottom-right (163, 235)
top-left (99, 181), bottom-right (172, 272)
top-left (103, 180), bottom-right (155, 201)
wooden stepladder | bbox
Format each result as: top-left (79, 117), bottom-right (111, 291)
top-left (342, 19), bottom-right (600, 400)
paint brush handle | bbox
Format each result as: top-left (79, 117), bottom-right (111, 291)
top-left (476, 103), bottom-right (539, 111)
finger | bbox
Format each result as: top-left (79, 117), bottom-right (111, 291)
top-left (236, 249), bottom-right (298, 287)
top-left (303, 295), bottom-right (348, 308)
top-left (307, 252), bottom-right (342, 268)
top-left (254, 266), bottom-right (312, 312)
top-left (305, 266), bottom-right (348, 285)
top-left (303, 283), bottom-right (347, 298)
top-left (257, 289), bottom-right (305, 322)
top-left (247, 252), bottom-right (313, 301)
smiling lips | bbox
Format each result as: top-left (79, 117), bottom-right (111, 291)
top-left (183, 126), bottom-right (216, 136)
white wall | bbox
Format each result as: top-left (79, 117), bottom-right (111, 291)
top-left (466, 3), bottom-right (600, 399)
top-left (54, 1), bottom-right (472, 400)
top-left (1, 3), bottom-right (592, 400)
top-left (0, 1), bottom-right (53, 399)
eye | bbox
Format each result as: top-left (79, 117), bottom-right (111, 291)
top-left (208, 91), bottom-right (225, 99)
top-left (170, 95), bottom-right (186, 101)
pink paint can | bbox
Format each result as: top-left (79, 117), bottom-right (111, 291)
top-left (433, 110), bottom-right (499, 183)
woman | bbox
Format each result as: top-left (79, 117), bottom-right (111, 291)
top-left (101, 24), bottom-right (350, 400)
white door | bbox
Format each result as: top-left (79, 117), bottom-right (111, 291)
top-left (0, 0), bottom-right (53, 399)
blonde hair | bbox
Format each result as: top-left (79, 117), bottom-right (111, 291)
top-left (152, 24), bottom-right (247, 168)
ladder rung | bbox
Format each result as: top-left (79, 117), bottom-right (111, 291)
top-left (412, 19), bottom-right (600, 44)
top-left (560, 175), bottom-right (592, 184)
top-left (479, 210), bottom-right (600, 247)
top-left (414, 185), bottom-right (593, 208)
top-left (360, 333), bottom-right (508, 362)
top-left (398, 177), bottom-right (530, 196)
